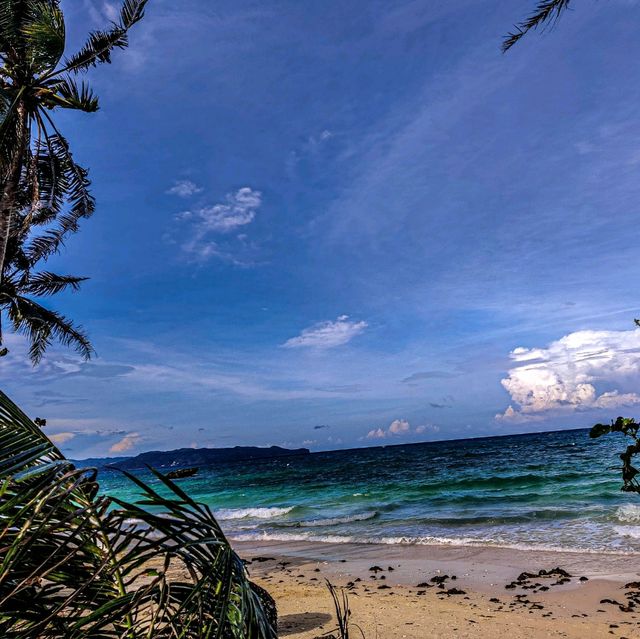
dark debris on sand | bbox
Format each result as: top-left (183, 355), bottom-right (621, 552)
top-left (599, 583), bottom-right (640, 614)
top-left (504, 567), bottom-right (575, 593)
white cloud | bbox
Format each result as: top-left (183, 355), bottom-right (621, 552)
top-left (177, 187), bottom-right (262, 262)
top-left (50, 432), bottom-right (76, 444)
top-left (167, 179), bottom-right (203, 197)
top-left (495, 405), bottom-right (543, 424)
top-left (415, 423), bottom-right (440, 435)
top-left (110, 432), bottom-right (141, 454)
top-left (283, 315), bottom-right (367, 349)
top-left (497, 328), bottom-right (640, 422)
top-left (365, 419), bottom-right (438, 440)
top-left (388, 418), bottom-right (410, 435)
top-left (180, 187), bottom-right (261, 232)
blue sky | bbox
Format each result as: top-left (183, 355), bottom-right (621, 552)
top-left (4, 0), bottom-right (640, 458)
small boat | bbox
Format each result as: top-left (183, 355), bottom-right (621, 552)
top-left (165, 467), bottom-right (198, 480)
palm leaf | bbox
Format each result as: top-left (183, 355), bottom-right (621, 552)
top-left (0, 390), bottom-right (278, 638)
top-left (45, 76), bottom-right (99, 112)
top-left (6, 294), bottom-right (93, 362)
top-left (20, 271), bottom-right (87, 295)
top-left (59, 0), bottom-right (148, 75)
top-left (20, 0), bottom-right (65, 74)
top-left (503, 0), bottom-right (572, 52)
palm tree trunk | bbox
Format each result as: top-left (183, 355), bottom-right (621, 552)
top-left (0, 101), bottom-right (28, 284)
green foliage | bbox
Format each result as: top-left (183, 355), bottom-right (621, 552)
top-left (0, 389), bottom-right (277, 638)
top-left (0, 0), bottom-right (148, 362)
top-left (590, 417), bottom-right (640, 493)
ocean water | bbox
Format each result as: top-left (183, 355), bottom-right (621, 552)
top-left (98, 428), bottom-right (640, 555)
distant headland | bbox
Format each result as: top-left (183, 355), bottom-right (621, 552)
top-left (75, 445), bottom-right (310, 470)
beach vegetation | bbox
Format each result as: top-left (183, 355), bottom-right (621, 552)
top-left (590, 416), bottom-right (640, 493)
top-left (0, 389), bottom-right (277, 638)
top-left (324, 580), bottom-right (365, 639)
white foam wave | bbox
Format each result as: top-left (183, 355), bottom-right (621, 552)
top-left (230, 530), bottom-right (639, 555)
top-left (300, 511), bottom-right (378, 527)
top-left (215, 506), bottom-right (295, 520)
top-left (123, 517), bottom-right (146, 527)
top-left (616, 504), bottom-right (640, 523)
top-left (614, 525), bottom-right (640, 539)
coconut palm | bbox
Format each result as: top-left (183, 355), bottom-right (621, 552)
top-left (0, 0), bottom-right (147, 361)
top-left (0, 388), bottom-right (277, 638)
top-left (503, 0), bottom-right (572, 52)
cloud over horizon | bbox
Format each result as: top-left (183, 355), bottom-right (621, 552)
top-left (497, 328), bottom-right (640, 422)
top-left (365, 419), bottom-right (439, 440)
top-left (110, 432), bottom-right (142, 454)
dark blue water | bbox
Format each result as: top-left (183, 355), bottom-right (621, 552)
top-left (99, 428), bottom-right (640, 554)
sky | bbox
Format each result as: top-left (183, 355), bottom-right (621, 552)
top-left (3, 0), bottom-right (640, 458)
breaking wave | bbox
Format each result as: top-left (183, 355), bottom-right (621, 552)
top-left (215, 506), bottom-right (296, 520)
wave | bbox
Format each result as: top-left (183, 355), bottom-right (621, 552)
top-left (616, 504), bottom-right (640, 523)
top-left (215, 506), bottom-right (295, 520)
top-left (231, 530), bottom-right (639, 555)
top-left (614, 525), bottom-right (640, 539)
top-left (273, 511), bottom-right (379, 528)
top-left (393, 509), bottom-right (594, 527)
top-left (123, 517), bottom-right (146, 527)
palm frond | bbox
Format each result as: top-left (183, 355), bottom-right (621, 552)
top-left (0, 390), bottom-right (278, 638)
top-left (503, 0), bottom-right (572, 52)
top-left (20, 0), bottom-right (65, 74)
top-left (20, 271), bottom-right (87, 296)
top-left (46, 76), bottom-right (99, 112)
top-left (6, 294), bottom-right (93, 362)
top-left (59, 0), bottom-right (148, 75)
top-left (23, 127), bottom-right (94, 265)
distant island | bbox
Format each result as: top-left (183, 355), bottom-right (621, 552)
top-left (75, 445), bottom-right (310, 471)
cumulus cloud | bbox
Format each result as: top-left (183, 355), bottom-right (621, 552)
top-left (415, 424), bottom-right (440, 435)
top-left (50, 432), bottom-right (76, 444)
top-left (497, 328), bottom-right (640, 422)
top-left (388, 419), bottom-right (410, 435)
top-left (283, 315), bottom-right (367, 349)
top-left (365, 419), bottom-right (438, 439)
top-left (167, 179), bottom-right (202, 197)
top-left (110, 432), bottom-right (141, 453)
top-left (177, 187), bottom-right (262, 262)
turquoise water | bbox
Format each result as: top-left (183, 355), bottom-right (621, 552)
top-left (98, 428), bottom-right (640, 554)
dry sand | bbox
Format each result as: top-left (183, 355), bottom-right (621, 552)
top-left (236, 539), bottom-right (640, 638)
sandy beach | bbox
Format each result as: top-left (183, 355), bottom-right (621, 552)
top-left (237, 540), bottom-right (640, 638)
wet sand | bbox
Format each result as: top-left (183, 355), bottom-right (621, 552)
top-left (236, 540), bottom-right (640, 638)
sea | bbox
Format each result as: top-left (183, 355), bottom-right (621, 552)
top-left (98, 428), bottom-right (640, 555)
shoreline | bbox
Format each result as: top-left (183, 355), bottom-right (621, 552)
top-left (235, 538), bottom-right (640, 591)
top-left (231, 532), bottom-right (640, 558)
top-left (236, 539), bottom-right (640, 637)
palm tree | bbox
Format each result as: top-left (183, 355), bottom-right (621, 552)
top-left (503, 1), bottom-right (572, 52)
top-left (0, 0), bottom-right (147, 361)
top-left (0, 388), bottom-right (278, 638)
